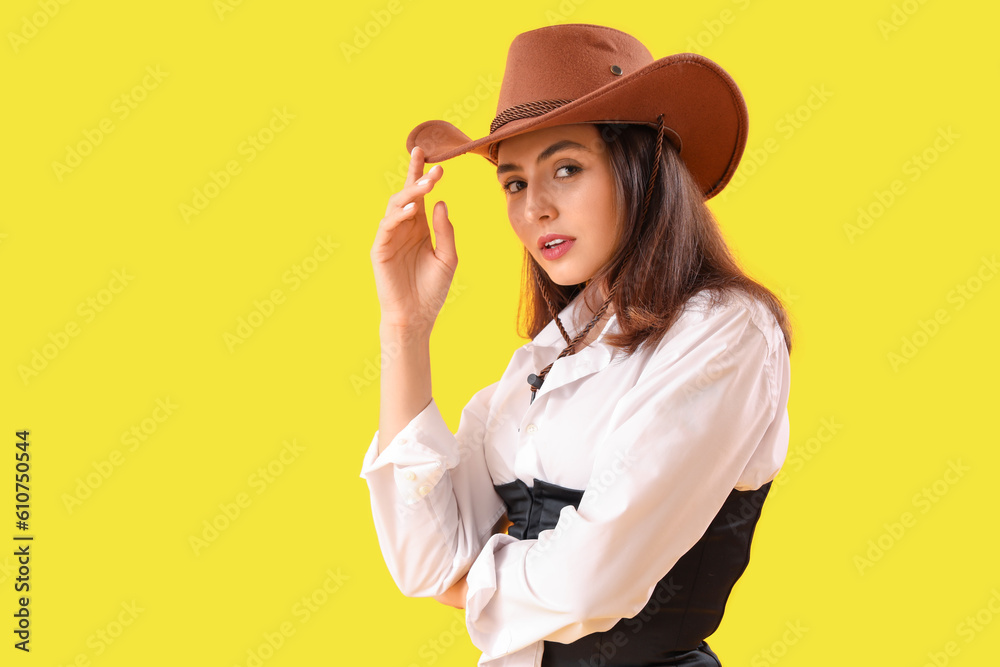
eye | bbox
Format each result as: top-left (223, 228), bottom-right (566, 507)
top-left (555, 164), bottom-right (582, 178)
top-left (502, 178), bottom-right (526, 194)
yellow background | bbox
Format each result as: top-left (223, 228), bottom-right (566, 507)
top-left (2, 0), bottom-right (997, 665)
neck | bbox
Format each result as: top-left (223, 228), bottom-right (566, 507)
top-left (573, 291), bottom-right (614, 346)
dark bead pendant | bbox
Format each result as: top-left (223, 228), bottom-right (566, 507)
top-left (527, 373), bottom-right (543, 405)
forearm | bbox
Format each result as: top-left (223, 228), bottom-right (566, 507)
top-left (361, 319), bottom-right (506, 597)
top-left (377, 324), bottom-right (433, 455)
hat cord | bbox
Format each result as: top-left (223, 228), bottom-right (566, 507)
top-left (527, 115), bottom-right (665, 405)
top-left (490, 99), bottom-right (574, 134)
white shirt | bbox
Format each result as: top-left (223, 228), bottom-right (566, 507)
top-left (359, 288), bottom-right (791, 667)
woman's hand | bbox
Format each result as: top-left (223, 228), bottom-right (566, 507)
top-left (432, 573), bottom-right (468, 609)
top-left (371, 146), bottom-right (458, 336)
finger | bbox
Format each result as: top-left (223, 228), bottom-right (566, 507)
top-left (404, 146), bottom-right (425, 189)
top-left (379, 201), bottom-right (420, 236)
top-left (431, 201), bottom-right (458, 269)
top-left (416, 163), bottom-right (443, 187)
top-left (404, 164), bottom-right (444, 201)
top-left (409, 163), bottom-right (444, 228)
top-left (386, 164), bottom-right (444, 217)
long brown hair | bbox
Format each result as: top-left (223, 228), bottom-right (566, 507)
top-left (515, 123), bottom-right (793, 355)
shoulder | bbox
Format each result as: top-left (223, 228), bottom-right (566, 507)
top-left (676, 287), bottom-right (786, 358)
top-left (628, 287), bottom-right (788, 398)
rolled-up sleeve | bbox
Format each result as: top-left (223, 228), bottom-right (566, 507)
top-left (359, 382), bottom-right (507, 598)
top-left (462, 299), bottom-right (790, 662)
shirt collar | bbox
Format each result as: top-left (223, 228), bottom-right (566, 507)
top-left (526, 291), bottom-right (620, 401)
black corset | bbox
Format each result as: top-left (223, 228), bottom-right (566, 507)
top-left (492, 477), bottom-right (771, 667)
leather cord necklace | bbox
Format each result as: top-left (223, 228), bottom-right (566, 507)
top-left (527, 269), bottom-right (623, 405)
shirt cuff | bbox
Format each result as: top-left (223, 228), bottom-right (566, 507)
top-left (464, 532), bottom-right (531, 658)
top-left (358, 398), bottom-right (463, 505)
top-left (466, 539), bottom-right (544, 666)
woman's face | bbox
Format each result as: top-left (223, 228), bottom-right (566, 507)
top-left (496, 124), bottom-right (619, 287)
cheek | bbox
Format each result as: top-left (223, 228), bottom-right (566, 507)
top-left (599, 180), bottom-right (619, 239)
top-left (507, 204), bottom-right (529, 242)
top-left (587, 188), bottom-right (619, 263)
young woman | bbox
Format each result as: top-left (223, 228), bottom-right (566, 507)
top-left (362, 24), bottom-right (792, 667)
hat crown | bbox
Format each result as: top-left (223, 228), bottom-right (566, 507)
top-left (497, 24), bottom-right (654, 114)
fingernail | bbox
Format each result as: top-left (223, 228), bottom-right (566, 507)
top-left (410, 146), bottom-right (418, 157)
top-left (416, 178), bottom-right (430, 186)
top-left (402, 202), bottom-right (415, 211)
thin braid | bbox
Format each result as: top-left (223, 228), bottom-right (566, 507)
top-left (532, 261), bottom-right (573, 346)
top-left (639, 114), bottom-right (665, 227)
top-left (561, 270), bottom-right (625, 356)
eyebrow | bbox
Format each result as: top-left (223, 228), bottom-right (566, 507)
top-left (496, 140), bottom-right (591, 176)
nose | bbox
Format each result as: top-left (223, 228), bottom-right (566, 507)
top-left (523, 182), bottom-right (556, 223)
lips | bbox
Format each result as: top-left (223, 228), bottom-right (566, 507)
top-left (538, 235), bottom-right (576, 261)
top-left (537, 233), bottom-right (576, 250)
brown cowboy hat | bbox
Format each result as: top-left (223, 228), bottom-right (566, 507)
top-left (406, 23), bottom-right (748, 199)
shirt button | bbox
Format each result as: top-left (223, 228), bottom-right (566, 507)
top-left (526, 423), bottom-right (538, 434)
top-left (405, 471), bottom-right (417, 481)
top-left (398, 437), bottom-right (408, 445)
top-left (418, 485), bottom-right (432, 497)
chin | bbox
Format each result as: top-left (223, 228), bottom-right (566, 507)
top-left (543, 267), bottom-right (591, 287)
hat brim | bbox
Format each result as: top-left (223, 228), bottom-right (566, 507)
top-left (406, 53), bottom-right (747, 199)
